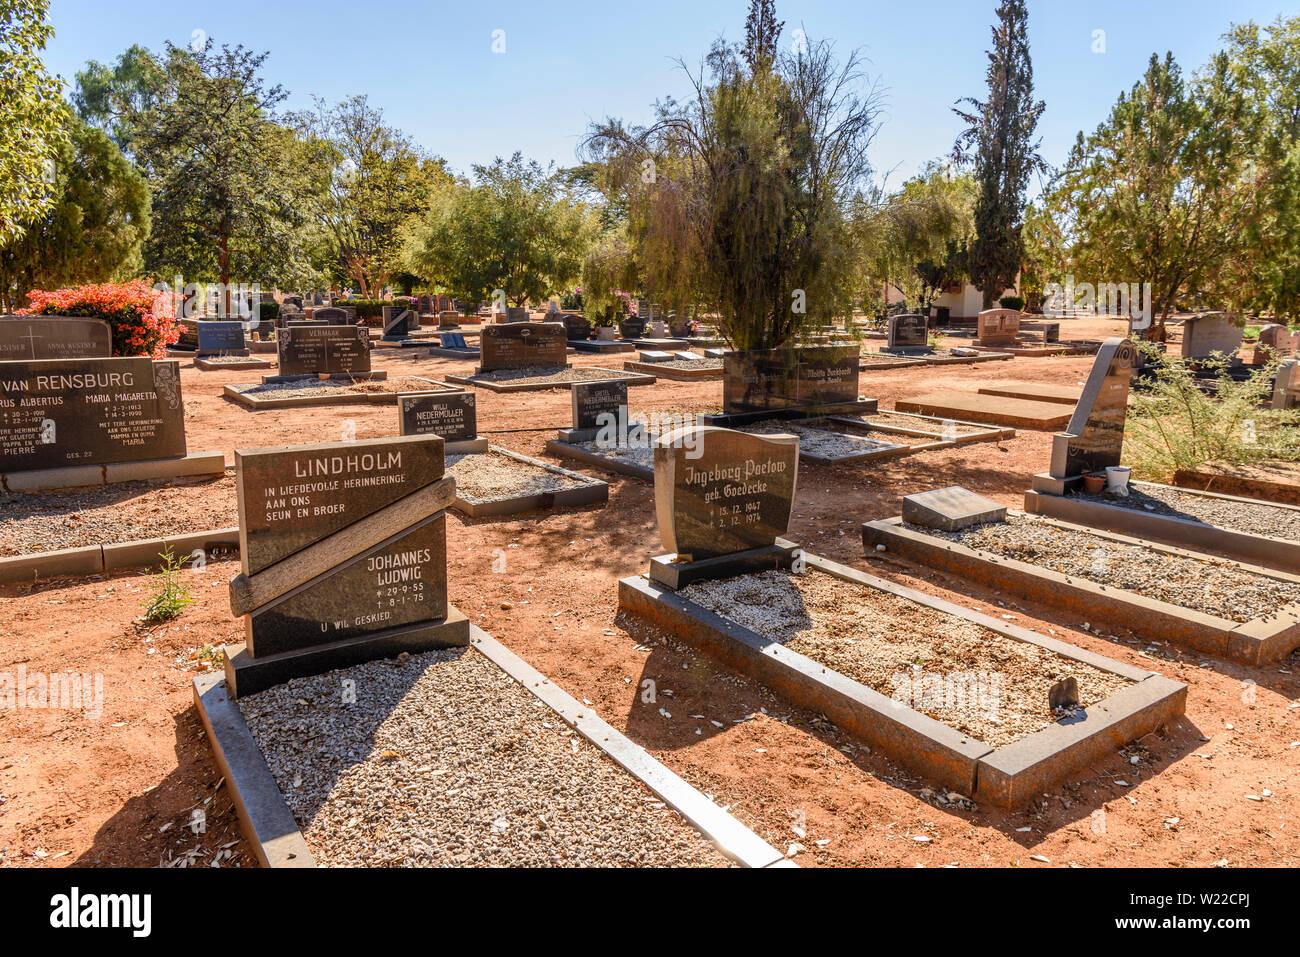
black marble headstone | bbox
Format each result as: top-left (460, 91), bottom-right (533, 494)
top-left (399, 391), bottom-right (477, 441)
top-left (277, 325), bottom-right (372, 376)
top-left (572, 379), bottom-right (627, 431)
top-left (196, 321), bottom-right (247, 356)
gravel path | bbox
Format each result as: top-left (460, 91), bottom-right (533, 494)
top-left (742, 421), bottom-right (907, 458)
top-left (1080, 485), bottom-right (1300, 543)
top-left (239, 648), bottom-right (730, 867)
top-left (446, 451), bottom-right (597, 502)
top-left (0, 477), bottom-right (236, 556)
top-left (680, 570), bottom-right (1131, 748)
top-left (231, 376), bottom-right (449, 400)
top-left (923, 515), bottom-right (1300, 623)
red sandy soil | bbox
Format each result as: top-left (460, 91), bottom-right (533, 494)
top-left (3, 316), bottom-right (1297, 868)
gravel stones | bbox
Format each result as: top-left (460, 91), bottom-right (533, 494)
top-left (230, 377), bottom-right (444, 401)
top-left (446, 451), bottom-right (598, 503)
top-left (465, 366), bottom-right (638, 386)
top-left (238, 647), bottom-right (729, 867)
top-left (679, 569), bottom-right (1131, 748)
top-left (741, 421), bottom-right (910, 458)
top-left (1080, 485), bottom-right (1300, 544)
top-left (922, 515), bottom-right (1300, 623)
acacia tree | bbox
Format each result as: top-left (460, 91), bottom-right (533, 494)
top-left (953, 0), bottom-right (1045, 308)
top-left (582, 12), bottom-right (883, 350)
top-left (0, 0), bottom-right (67, 245)
top-left (0, 108), bottom-right (150, 311)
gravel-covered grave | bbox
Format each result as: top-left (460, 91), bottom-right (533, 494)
top-left (239, 647), bottom-right (730, 867)
top-left (855, 411), bottom-right (991, 437)
top-left (918, 515), bottom-right (1300, 623)
top-left (227, 376), bottom-right (449, 401)
top-left (0, 476), bottom-right (236, 556)
top-left (741, 420), bottom-right (914, 458)
top-left (570, 441), bottom-right (655, 471)
top-left (1079, 484), bottom-right (1300, 544)
top-left (642, 358), bottom-right (724, 371)
top-left (458, 366), bottom-right (642, 387)
top-left (679, 569), bottom-right (1131, 748)
top-left (446, 451), bottom-right (598, 503)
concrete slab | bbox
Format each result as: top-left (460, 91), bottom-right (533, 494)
top-left (977, 382), bottom-right (1084, 406)
top-left (896, 391), bottom-right (1074, 430)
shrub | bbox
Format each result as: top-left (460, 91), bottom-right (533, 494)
top-left (1125, 344), bottom-right (1300, 482)
top-left (20, 280), bottom-right (178, 357)
top-left (998, 295), bottom-right (1025, 311)
top-left (560, 289), bottom-right (584, 311)
top-left (141, 548), bottom-right (195, 623)
top-left (259, 300), bottom-right (280, 324)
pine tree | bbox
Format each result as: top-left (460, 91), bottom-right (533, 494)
top-left (953, 0), bottom-right (1045, 308)
top-left (742, 0), bottom-right (784, 72)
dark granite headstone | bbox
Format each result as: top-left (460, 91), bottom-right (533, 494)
top-left (0, 358), bottom-right (187, 472)
top-left (721, 345), bottom-right (859, 415)
top-left (619, 316), bottom-right (646, 340)
top-left (196, 321), bottom-right (247, 356)
top-left (399, 391), bottom-right (477, 441)
top-left (887, 314), bottom-right (929, 351)
top-left (0, 317), bottom-right (112, 361)
top-left (382, 306), bottom-right (417, 340)
top-left (478, 322), bottom-right (568, 372)
top-left (572, 379), bottom-right (627, 431)
top-left (277, 325), bottom-right (372, 376)
top-left (653, 426), bottom-right (799, 561)
top-left (313, 306), bottom-right (349, 324)
top-left (175, 319), bottom-right (201, 351)
top-left (1049, 337), bottom-right (1137, 479)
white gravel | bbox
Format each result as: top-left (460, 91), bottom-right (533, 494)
top-left (1081, 485), bottom-right (1300, 544)
top-left (742, 421), bottom-right (906, 459)
top-left (446, 452), bottom-right (598, 502)
top-left (239, 647), bottom-right (730, 867)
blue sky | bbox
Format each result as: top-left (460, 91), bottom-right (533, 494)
top-left (41, 0), bottom-right (1300, 189)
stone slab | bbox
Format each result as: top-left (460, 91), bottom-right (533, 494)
top-left (977, 382), bottom-right (1084, 406)
top-left (896, 391), bottom-right (1073, 430)
top-left (902, 486), bottom-right (1008, 531)
top-left (0, 316), bottom-right (112, 361)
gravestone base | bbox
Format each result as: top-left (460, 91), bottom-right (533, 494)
top-left (648, 538), bottom-right (800, 591)
top-left (445, 437), bottom-right (490, 455)
top-left (2, 451), bottom-right (226, 493)
top-left (558, 423), bottom-right (647, 445)
top-left (261, 370), bottom-right (388, 384)
top-left (222, 606), bottom-right (471, 699)
top-left (880, 345), bottom-right (934, 356)
top-left (570, 340), bottom-right (636, 354)
top-left (194, 356), bottom-right (271, 372)
top-left (1029, 471), bottom-right (1085, 496)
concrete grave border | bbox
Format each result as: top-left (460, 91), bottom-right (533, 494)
top-left (0, 527), bottom-right (239, 584)
top-left (445, 367), bottom-right (657, 393)
top-left (861, 512), bottom-right (1300, 665)
top-left (449, 445), bottom-right (609, 517)
top-left (622, 359), bottom-right (724, 380)
top-left (1024, 481), bottom-right (1300, 575)
top-left (896, 392), bottom-right (1074, 431)
top-left (617, 552), bottom-right (1185, 807)
top-left (1, 451), bottom-right (226, 493)
top-left (193, 357), bottom-right (274, 372)
top-left (545, 438), bottom-right (655, 481)
top-left (193, 625), bottom-right (789, 868)
top-left (223, 377), bottom-right (458, 410)
top-left (1172, 464), bottom-right (1300, 507)
top-left (824, 410), bottom-right (1015, 446)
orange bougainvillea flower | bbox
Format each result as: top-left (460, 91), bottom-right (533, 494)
top-left (19, 280), bottom-right (180, 358)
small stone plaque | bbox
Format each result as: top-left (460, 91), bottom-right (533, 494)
top-left (902, 486), bottom-right (1007, 531)
top-left (0, 357), bottom-right (187, 473)
top-left (673, 351), bottom-right (701, 361)
top-left (572, 379), bottom-right (627, 431)
top-left (478, 322), bottom-right (567, 371)
top-left (653, 426), bottom-right (799, 561)
top-left (0, 317), bottom-right (112, 361)
top-left (1049, 337), bottom-right (1137, 479)
top-left (235, 434), bottom-right (445, 576)
top-left (399, 391), bottom-right (477, 441)
top-left (196, 321), bottom-right (247, 356)
top-left (639, 350), bottom-right (673, 363)
top-left (277, 324), bottom-right (372, 376)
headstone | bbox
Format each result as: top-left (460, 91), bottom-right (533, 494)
top-left (439, 332), bottom-right (469, 350)
top-left (1180, 312), bottom-right (1242, 360)
top-left (1274, 359), bottom-right (1299, 410)
top-left (196, 321), bottom-right (248, 357)
top-left (0, 317), bottom-right (112, 361)
top-left (438, 310), bottom-right (461, 328)
top-left (1049, 676), bottom-right (1080, 710)
top-left (902, 486), bottom-right (1007, 531)
top-left (313, 306), bottom-right (349, 324)
top-left (224, 434), bottom-right (467, 697)
top-left (0, 358), bottom-right (187, 473)
top-left (1047, 337), bottom-right (1138, 480)
top-left (975, 309), bottom-right (1021, 347)
top-left (175, 319), bottom-right (201, 351)
top-left (886, 314), bottom-right (929, 352)
top-left (478, 322), bottom-right (568, 372)
top-left (277, 324), bottom-right (372, 376)
top-left (505, 306), bottom-right (529, 323)
top-left (653, 426), bottom-right (799, 563)
top-left (382, 306), bottom-right (417, 341)
top-left (563, 314), bottom-right (591, 341)
top-left (1254, 323), bottom-right (1298, 365)
top-left (639, 350), bottom-right (673, 363)
top-left (571, 379), bottom-right (627, 432)
top-left (399, 391), bottom-right (478, 442)
top-left (619, 316), bottom-right (646, 340)
top-left (721, 345), bottom-right (859, 416)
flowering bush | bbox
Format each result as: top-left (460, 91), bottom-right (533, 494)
top-left (20, 280), bottom-right (179, 358)
top-left (560, 289), bottom-right (584, 311)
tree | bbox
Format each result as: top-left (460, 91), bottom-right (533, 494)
top-left (953, 0), bottom-right (1045, 308)
top-left (742, 0), bottom-right (784, 72)
top-left (583, 17), bottom-right (883, 350)
top-left (0, 108), bottom-right (150, 311)
top-left (0, 0), bottom-right (68, 246)
top-left (1046, 53), bottom-right (1257, 338)
top-left (411, 154), bottom-right (591, 309)
top-left (132, 40), bottom-right (315, 297)
top-left (292, 95), bottom-right (450, 297)
top-left (72, 44), bottom-right (164, 156)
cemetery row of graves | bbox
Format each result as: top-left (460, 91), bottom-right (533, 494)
top-left (1, 301), bottom-right (1297, 868)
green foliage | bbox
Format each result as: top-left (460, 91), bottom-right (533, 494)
top-left (141, 548), bottom-right (195, 623)
top-left (583, 17), bottom-right (883, 350)
top-left (952, 0), bottom-right (1045, 309)
top-left (259, 300), bottom-right (280, 323)
top-left (0, 108), bottom-right (150, 311)
top-left (72, 44), bottom-right (164, 155)
top-left (999, 295), bottom-right (1024, 310)
top-left (1125, 345), bottom-right (1300, 482)
top-left (0, 0), bottom-right (68, 246)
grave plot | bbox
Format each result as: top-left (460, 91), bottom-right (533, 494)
top-left (977, 381), bottom-right (1084, 406)
top-left (706, 344), bottom-right (878, 426)
top-left (0, 476), bottom-right (238, 583)
top-left (826, 410), bottom-right (1014, 446)
top-left (1172, 460), bottom-right (1300, 508)
top-left (194, 354), bottom-right (274, 372)
top-left (446, 447), bottom-right (608, 517)
top-left (191, 321), bottom-right (273, 371)
top-left (224, 375), bottom-right (458, 410)
top-left (617, 427), bottom-right (1185, 807)
top-left (896, 390), bottom-right (1074, 430)
top-left (874, 348), bottom-right (1013, 365)
top-left (426, 331), bottom-right (479, 360)
top-left (862, 505), bottom-right (1300, 665)
top-left (1025, 480), bottom-right (1300, 574)
top-left (860, 352), bottom-right (927, 370)
top-left (446, 364), bottom-right (657, 393)
top-left (739, 419), bottom-right (917, 465)
top-left (623, 354), bottom-right (725, 380)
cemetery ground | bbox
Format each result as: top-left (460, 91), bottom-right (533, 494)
top-left (2, 318), bottom-right (1298, 868)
